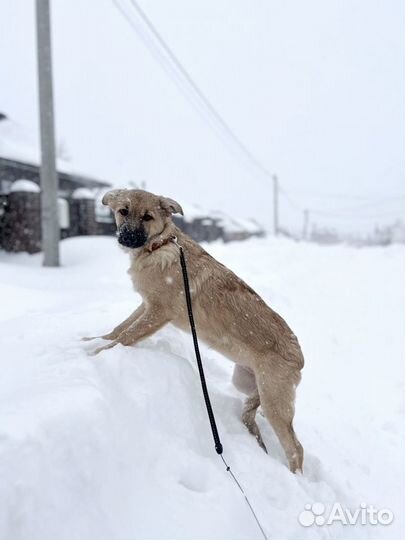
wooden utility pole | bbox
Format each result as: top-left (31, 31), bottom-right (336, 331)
top-left (272, 174), bottom-right (279, 236)
top-left (36, 0), bottom-right (60, 266)
top-left (303, 208), bottom-right (309, 240)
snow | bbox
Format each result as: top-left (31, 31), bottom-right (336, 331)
top-left (9, 179), bottom-right (40, 193)
top-left (0, 236), bottom-right (404, 540)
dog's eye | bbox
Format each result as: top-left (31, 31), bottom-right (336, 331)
top-left (118, 208), bottom-right (128, 216)
top-left (143, 213), bottom-right (154, 221)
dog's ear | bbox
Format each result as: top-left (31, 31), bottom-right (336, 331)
top-left (102, 189), bottom-right (127, 208)
top-left (159, 196), bottom-right (183, 216)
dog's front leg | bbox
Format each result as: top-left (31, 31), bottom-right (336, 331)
top-left (91, 307), bottom-right (169, 355)
top-left (82, 304), bottom-right (145, 342)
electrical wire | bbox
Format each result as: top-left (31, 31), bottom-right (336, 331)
top-left (309, 209), bottom-right (404, 221)
top-left (112, 0), bottom-right (273, 182)
top-left (111, 0), bottom-right (404, 231)
top-left (287, 190), bottom-right (405, 202)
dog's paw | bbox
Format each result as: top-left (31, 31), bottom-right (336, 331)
top-left (89, 340), bottom-right (119, 356)
top-left (257, 436), bottom-right (268, 454)
top-left (82, 333), bottom-right (115, 342)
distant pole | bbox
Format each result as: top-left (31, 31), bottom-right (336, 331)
top-left (272, 174), bottom-right (279, 236)
top-left (303, 208), bottom-right (309, 240)
top-left (36, 0), bottom-right (60, 267)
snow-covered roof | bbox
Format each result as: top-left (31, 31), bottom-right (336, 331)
top-left (232, 217), bottom-right (264, 234)
top-left (0, 117), bottom-right (110, 187)
top-left (180, 204), bottom-right (264, 234)
top-left (0, 118), bottom-right (38, 165)
top-left (180, 202), bottom-right (210, 222)
top-left (210, 210), bottom-right (246, 233)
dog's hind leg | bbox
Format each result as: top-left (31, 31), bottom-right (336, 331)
top-left (82, 303), bottom-right (145, 341)
top-left (242, 392), bottom-right (267, 453)
top-left (232, 365), bottom-right (267, 452)
top-left (255, 357), bottom-right (303, 473)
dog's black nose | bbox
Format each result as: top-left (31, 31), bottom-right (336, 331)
top-left (118, 225), bottom-right (147, 248)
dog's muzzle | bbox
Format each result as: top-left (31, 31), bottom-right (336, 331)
top-left (118, 224), bottom-right (148, 248)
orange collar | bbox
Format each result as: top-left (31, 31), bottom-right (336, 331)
top-left (146, 235), bottom-right (176, 253)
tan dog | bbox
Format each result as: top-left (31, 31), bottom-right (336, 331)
top-left (85, 189), bottom-right (304, 473)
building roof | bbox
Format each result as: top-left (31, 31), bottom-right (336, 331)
top-left (0, 156), bottom-right (110, 190)
top-left (0, 116), bottom-right (111, 189)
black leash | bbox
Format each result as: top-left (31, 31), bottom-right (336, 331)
top-left (173, 237), bottom-right (268, 540)
top-left (178, 241), bottom-right (223, 454)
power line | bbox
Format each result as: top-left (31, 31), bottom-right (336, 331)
top-left (287, 190), bottom-right (405, 202)
top-left (303, 197), bottom-right (405, 216)
top-left (314, 197), bottom-right (405, 214)
top-left (111, 0), bottom-right (218, 131)
top-left (309, 198), bottom-right (405, 217)
top-left (111, 0), bottom-right (404, 233)
top-left (280, 185), bottom-right (405, 215)
top-left (112, 0), bottom-right (273, 182)
top-left (309, 209), bottom-right (404, 221)
top-left (278, 186), bottom-right (304, 212)
top-left (111, 0), bottom-right (260, 170)
top-left (279, 184), bottom-right (404, 230)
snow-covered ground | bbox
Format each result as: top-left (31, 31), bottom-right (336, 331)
top-left (0, 236), bottom-right (404, 540)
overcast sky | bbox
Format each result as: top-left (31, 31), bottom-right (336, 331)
top-left (0, 0), bottom-right (404, 234)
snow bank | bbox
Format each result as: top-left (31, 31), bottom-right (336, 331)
top-left (0, 237), bottom-right (404, 540)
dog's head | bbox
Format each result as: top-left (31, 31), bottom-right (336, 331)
top-left (102, 189), bottom-right (183, 249)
